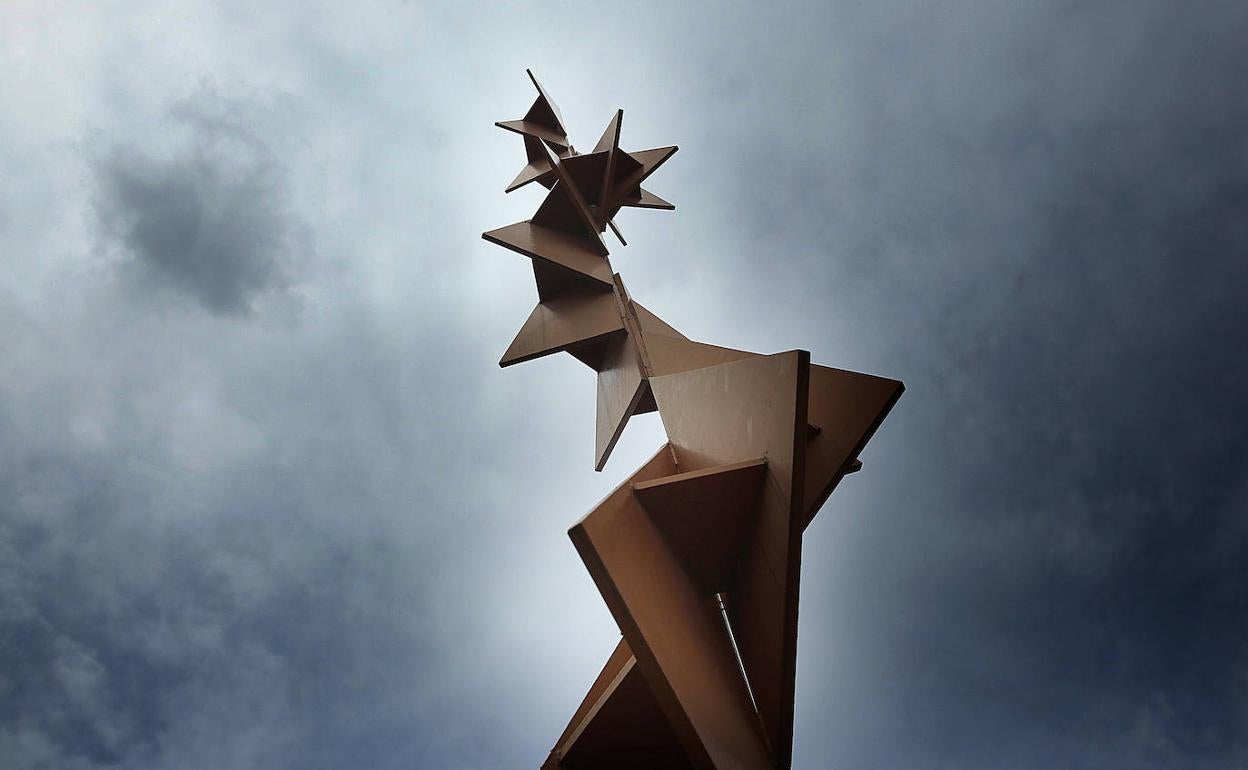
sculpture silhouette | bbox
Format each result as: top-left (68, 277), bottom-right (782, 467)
top-left (484, 70), bottom-right (904, 770)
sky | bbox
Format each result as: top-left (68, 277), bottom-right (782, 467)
top-left (1, 1), bottom-right (1246, 769)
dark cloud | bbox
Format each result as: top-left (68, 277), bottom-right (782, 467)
top-left (94, 106), bottom-right (299, 316)
top-left (723, 3), bottom-right (1248, 768)
top-left (0, 319), bottom-right (478, 770)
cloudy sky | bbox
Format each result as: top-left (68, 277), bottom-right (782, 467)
top-left (2, 1), bottom-right (1246, 768)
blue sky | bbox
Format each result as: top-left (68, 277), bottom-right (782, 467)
top-left (1, 1), bottom-right (1246, 768)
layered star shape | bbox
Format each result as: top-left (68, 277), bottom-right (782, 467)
top-left (493, 69), bottom-right (676, 248)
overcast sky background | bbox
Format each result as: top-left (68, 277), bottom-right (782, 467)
top-left (2, 1), bottom-right (1246, 768)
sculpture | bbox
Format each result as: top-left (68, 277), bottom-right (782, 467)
top-left (484, 70), bottom-right (904, 770)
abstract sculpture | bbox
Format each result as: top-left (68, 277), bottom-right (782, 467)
top-left (484, 70), bottom-right (904, 770)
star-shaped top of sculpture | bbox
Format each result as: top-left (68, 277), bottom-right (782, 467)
top-left (483, 71), bottom-right (690, 472)
top-left (494, 69), bottom-right (678, 251)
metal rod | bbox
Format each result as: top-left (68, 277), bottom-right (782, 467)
top-left (715, 592), bottom-right (760, 715)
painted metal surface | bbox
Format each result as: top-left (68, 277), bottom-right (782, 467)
top-left (482, 70), bottom-right (905, 770)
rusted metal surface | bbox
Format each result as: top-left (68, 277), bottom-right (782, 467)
top-left (800, 364), bottom-right (905, 530)
top-left (546, 638), bottom-right (692, 770)
top-left (633, 458), bottom-right (767, 593)
top-left (500, 289), bottom-right (624, 369)
top-left (570, 446), bottom-right (772, 770)
top-left (593, 332), bottom-right (647, 472)
top-left (482, 71), bottom-right (905, 770)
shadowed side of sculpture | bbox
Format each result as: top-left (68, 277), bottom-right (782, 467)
top-left (483, 71), bottom-right (904, 770)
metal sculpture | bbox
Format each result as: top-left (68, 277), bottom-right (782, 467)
top-left (484, 70), bottom-right (904, 770)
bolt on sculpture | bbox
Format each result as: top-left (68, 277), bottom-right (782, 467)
top-left (484, 70), bottom-right (904, 770)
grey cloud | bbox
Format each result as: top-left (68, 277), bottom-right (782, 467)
top-left (713, 3), bottom-right (1248, 768)
top-left (2, 1), bottom-right (1246, 769)
top-left (0, 316), bottom-right (464, 769)
top-left (94, 105), bottom-right (300, 316)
